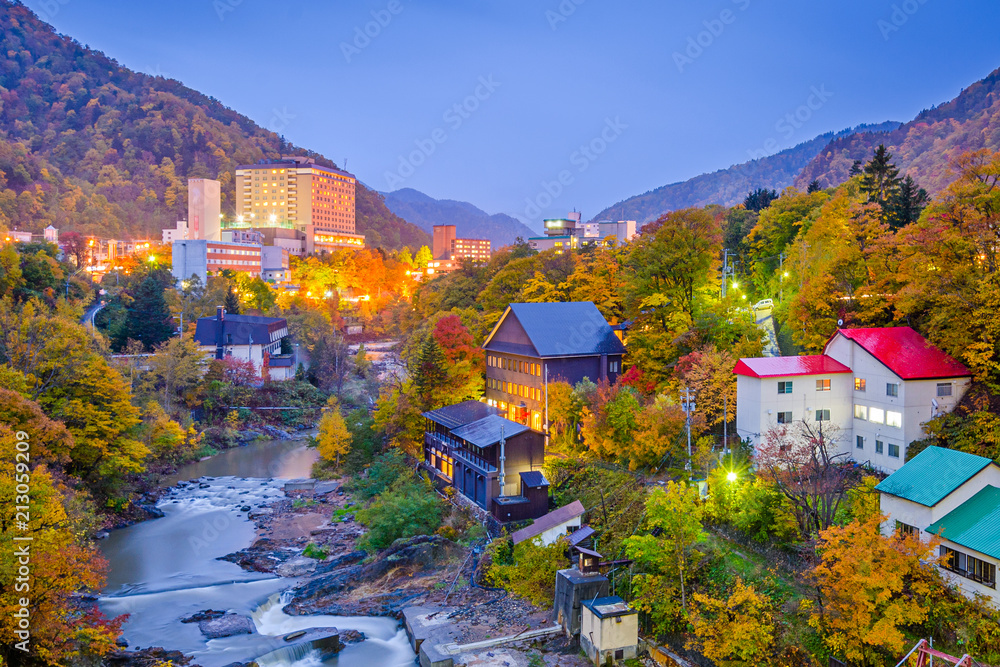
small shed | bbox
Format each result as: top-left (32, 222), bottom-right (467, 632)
top-left (553, 568), bottom-right (609, 637)
top-left (580, 596), bottom-right (639, 666)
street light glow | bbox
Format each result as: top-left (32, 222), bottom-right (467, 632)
top-left (732, 281), bottom-right (739, 289)
top-left (726, 471), bottom-right (738, 482)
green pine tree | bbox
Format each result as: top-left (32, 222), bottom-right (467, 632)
top-left (743, 188), bottom-right (778, 213)
top-left (859, 144), bottom-right (902, 218)
top-left (413, 336), bottom-right (447, 411)
top-left (123, 276), bottom-right (174, 350)
top-left (224, 284), bottom-right (241, 315)
top-left (807, 179), bottom-right (822, 193)
top-left (887, 174), bottom-right (929, 230)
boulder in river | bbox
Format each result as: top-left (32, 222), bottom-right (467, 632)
top-left (180, 609), bottom-right (227, 623)
top-left (277, 556), bottom-right (318, 578)
top-left (198, 613), bottom-right (256, 639)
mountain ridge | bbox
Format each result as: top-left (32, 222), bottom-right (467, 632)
top-left (794, 66), bottom-right (1000, 193)
top-left (589, 122), bottom-right (901, 226)
top-left (382, 188), bottom-right (540, 249)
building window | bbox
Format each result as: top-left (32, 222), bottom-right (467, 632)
top-left (888, 443), bottom-right (900, 458)
top-left (895, 521), bottom-right (918, 537)
top-left (856, 435), bottom-right (864, 450)
top-left (815, 409), bottom-right (831, 422)
top-left (941, 546), bottom-right (997, 589)
top-left (937, 383), bottom-right (953, 397)
top-left (777, 381), bottom-right (793, 394)
top-left (887, 411), bottom-right (902, 428)
top-left (875, 439), bottom-right (884, 454)
top-left (854, 404), bottom-right (868, 420)
top-left (855, 378), bottom-right (866, 391)
top-left (886, 383), bottom-right (899, 397)
top-left (869, 407), bottom-right (885, 424)
top-left (776, 411), bottom-right (792, 424)
top-left (816, 379), bottom-right (831, 391)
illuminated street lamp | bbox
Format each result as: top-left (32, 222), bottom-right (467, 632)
top-left (726, 471), bottom-right (738, 483)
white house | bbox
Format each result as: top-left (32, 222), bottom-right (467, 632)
top-left (193, 307), bottom-right (294, 380)
top-left (735, 327), bottom-right (971, 472)
top-left (877, 446), bottom-right (1000, 606)
top-left (510, 499), bottom-right (585, 546)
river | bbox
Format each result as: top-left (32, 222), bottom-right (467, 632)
top-left (98, 438), bottom-right (417, 666)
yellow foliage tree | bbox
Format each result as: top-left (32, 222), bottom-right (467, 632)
top-left (689, 578), bottom-right (776, 667)
top-left (0, 424), bottom-right (123, 664)
top-left (317, 399), bottom-right (351, 468)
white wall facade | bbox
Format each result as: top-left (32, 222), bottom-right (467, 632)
top-left (880, 466), bottom-right (1000, 537)
top-left (826, 335), bottom-right (971, 472)
top-left (736, 372), bottom-right (852, 448)
top-left (534, 516), bottom-right (583, 547)
top-left (580, 608), bottom-right (639, 666)
top-left (937, 541), bottom-right (1000, 607)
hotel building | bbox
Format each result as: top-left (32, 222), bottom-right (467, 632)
top-left (234, 157), bottom-right (363, 252)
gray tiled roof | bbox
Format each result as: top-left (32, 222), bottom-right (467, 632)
top-left (492, 302), bottom-right (626, 358)
top-left (423, 401), bottom-right (496, 430)
top-left (450, 414), bottom-right (528, 448)
top-left (194, 313), bottom-right (288, 347)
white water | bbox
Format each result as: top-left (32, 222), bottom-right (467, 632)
top-left (99, 449), bottom-right (416, 667)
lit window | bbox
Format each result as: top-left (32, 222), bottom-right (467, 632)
top-left (855, 378), bottom-right (866, 391)
top-left (816, 379), bottom-right (831, 391)
top-left (854, 405), bottom-right (867, 420)
top-left (869, 407), bottom-right (885, 424)
top-left (887, 411), bottom-right (902, 428)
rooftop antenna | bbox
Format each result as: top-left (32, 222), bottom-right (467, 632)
top-left (343, 158), bottom-right (348, 171)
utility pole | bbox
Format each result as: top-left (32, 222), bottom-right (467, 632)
top-left (723, 392), bottom-right (728, 454)
top-left (544, 364), bottom-right (550, 450)
top-left (681, 387), bottom-right (695, 471)
top-left (779, 251), bottom-right (785, 303)
top-left (498, 425), bottom-right (506, 497)
top-left (721, 249), bottom-right (730, 299)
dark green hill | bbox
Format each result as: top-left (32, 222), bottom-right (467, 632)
top-left (0, 0), bottom-right (427, 249)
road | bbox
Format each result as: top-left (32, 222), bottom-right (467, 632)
top-left (755, 308), bottom-right (781, 357)
top-left (81, 301), bottom-right (105, 330)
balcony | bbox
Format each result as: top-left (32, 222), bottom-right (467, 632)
top-left (425, 432), bottom-right (496, 473)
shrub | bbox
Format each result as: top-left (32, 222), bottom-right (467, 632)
top-left (486, 537), bottom-right (568, 608)
top-left (355, 476), bottom-right (443, 551)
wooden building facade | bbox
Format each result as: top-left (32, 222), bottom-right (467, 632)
top-left (483, 302), bottom-right (626, 429)
top-left (422, 401), bottom-right (547, 521)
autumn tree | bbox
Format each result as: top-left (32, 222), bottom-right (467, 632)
top-left (143, 336), bottom-right (207, 413)
top-left (689, 579), bottom-right (777, 667)
top-left (625, 482), bottom-right (704, 627)
top-left (0, 424), bottom-right (124, 665)
top-left (755, 420), bottom-right (856, 536)
top-left (317, 399), bottom-right (351, 468)
top-left (807, 515), bottom-right (939, 667)
top-left (623, 208), bottom-right (722, 385)
top-left (414, 245), bottom-right (433, 268)
top-left (486, 537), bottom-right (569, 608)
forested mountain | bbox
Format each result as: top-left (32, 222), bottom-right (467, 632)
top-left (589, 122), bottom-right (900, 225)
top-left (382, 188), bottom-right (539, 249)
top-left (795, 67), bottom-right (1000, 194)
top-left (0, 1), bottom-right (428, 249)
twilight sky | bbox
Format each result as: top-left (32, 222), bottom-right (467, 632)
top-left (25, 0), bottom-right (1000, 231)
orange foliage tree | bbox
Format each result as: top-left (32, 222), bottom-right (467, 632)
top-left (806, 515), bottom-right (940, 667)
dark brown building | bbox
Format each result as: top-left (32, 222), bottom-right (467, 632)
top-left (483, 302), bottom-right (626, 430)
top-left (423, 401), bottom-right (547, 520)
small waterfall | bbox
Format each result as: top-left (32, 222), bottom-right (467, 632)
top-left (255, 644), bottom-right (327, 666)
